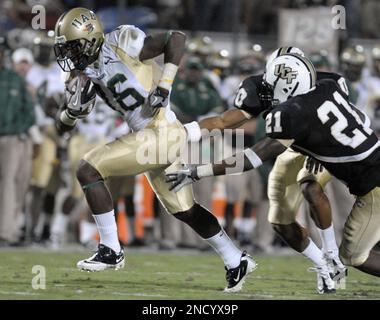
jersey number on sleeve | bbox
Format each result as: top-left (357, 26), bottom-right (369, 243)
top-left (317, 91), bottom-right (372, 149)
top-left (234, 87), bottom-right (248, 108)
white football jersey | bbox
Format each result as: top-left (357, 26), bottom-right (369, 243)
top-left (84, 25), bottom-right (177, 132)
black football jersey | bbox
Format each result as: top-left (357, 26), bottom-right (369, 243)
top-left (265, 79), bottom-right (380, 196)
top-left (234, 71), bottom-right (348, 118)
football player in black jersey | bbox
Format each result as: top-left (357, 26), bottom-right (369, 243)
top-left (169, 53), bottom-right (380, 290)
top-left (181, 47), bottom-right (347, 293)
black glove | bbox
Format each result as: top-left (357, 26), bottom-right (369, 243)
top-left (305, 156), bottom-right (324, 175)
top-left (148, 87), bottom-right (169, 108)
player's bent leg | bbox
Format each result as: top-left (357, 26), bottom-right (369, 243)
top-left (76, 160), bottom-right (114, 214)
top-left (301, 179), bottom-right (347, 281)
top-left (271, 222), bottom-right (335, 294)
top-left (268, 178), bottom-right (335, 294)
top-left (174, 204), bottom-right (257, 293)
top-left (76, 160), bottom-right (124, 272)
top-left (147, 164), bottom-right (256, 292)
top-left (339, 187), bottom-right (380, 277)
top-left (75, 124), bottom-right (182, 271)
top-left (271, 222), bottom-right (309, 252)
top-left (301, 180), bottom-right (332, 229)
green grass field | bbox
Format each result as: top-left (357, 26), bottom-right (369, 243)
top-left (1, 249), bottom-right (380, 300)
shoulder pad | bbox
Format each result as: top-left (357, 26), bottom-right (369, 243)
top-left (233, 74), bottom-right (266, 117)
top-left (107, 25), bottom-right (146, 59)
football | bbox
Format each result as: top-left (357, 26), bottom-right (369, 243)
top-left (66, 72), bottom-right (91, 95)
top-left (65, 72), bottom-right (96, 118)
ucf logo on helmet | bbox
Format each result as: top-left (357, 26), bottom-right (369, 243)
top-left (274, 64), bottom-right (298, 84)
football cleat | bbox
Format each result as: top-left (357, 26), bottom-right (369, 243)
top-left (77, 244), bottom-right (125, 272)
top-left (324, 250), bottom-right (348, 282)
top-left (224, 251), bottom-right (257, 293)
top-left (308, 264), bottom-right (336, 294)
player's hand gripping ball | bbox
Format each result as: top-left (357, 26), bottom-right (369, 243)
top-left (65, 73), bottom-right (96, 118)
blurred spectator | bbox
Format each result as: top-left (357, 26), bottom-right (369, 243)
top-left (309, 50), bottom-right (331, 72)
top-left (362, 46), bottom-right (380, 135)
top-left (171, 56), bottom-right (224, 123)
top-left (206, 49), bottom-right (231, 98)
top-left (186, 36), bottom-right (214, 67)
top-left (0, 44), bottom-right (36, 245)
top-left (339, 45), bottom-right (367, 105)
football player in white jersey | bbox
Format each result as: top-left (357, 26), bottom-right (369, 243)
top-left (53, 7), bottom-right (255, 292)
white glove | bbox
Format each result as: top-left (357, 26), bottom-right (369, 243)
top-left (184, 121), bottom-right (202, 142)
top-left (165, 164), bottom-right (199, 192)
top-left (65, 75), bottom-right (96, 118)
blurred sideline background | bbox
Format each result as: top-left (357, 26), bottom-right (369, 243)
top-left (0, 0), bottom-right (379, 256)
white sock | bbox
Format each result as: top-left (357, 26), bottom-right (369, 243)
top-left (302, 238), bottom-right (325, 266)
top-left (93, 210), bottom-right (121, 253)
top-left (317, 224), bottom-right (339, 254)
top-left (204, 229), bottom-right (242, 269)
top-left (51, 212), bottom-right (69, 235)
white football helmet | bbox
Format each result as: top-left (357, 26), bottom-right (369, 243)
top-left (265, 46), bottom-right (305, 71)
top-left (264, 53), bottom-right (316, 104)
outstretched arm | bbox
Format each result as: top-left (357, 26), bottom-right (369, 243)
top-left (199, 108), bottom-right (251, 130)
top-left (166, 137), bottom-right (287, 192)
top-left (211, 137), bottom-right (286, 176)
top-left (184, 108), bottom-right (252, 142)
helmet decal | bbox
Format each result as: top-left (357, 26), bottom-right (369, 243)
top-left (274, 64), bottom-right (298, 84)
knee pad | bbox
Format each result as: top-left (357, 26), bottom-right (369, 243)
top-left (267, 173), bottom-right (286, 202)
top-left (267, 174), bottom-right (297, 225)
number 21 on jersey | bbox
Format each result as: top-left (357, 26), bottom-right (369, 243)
top-left (317, 91), bottom-right (373, 149)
